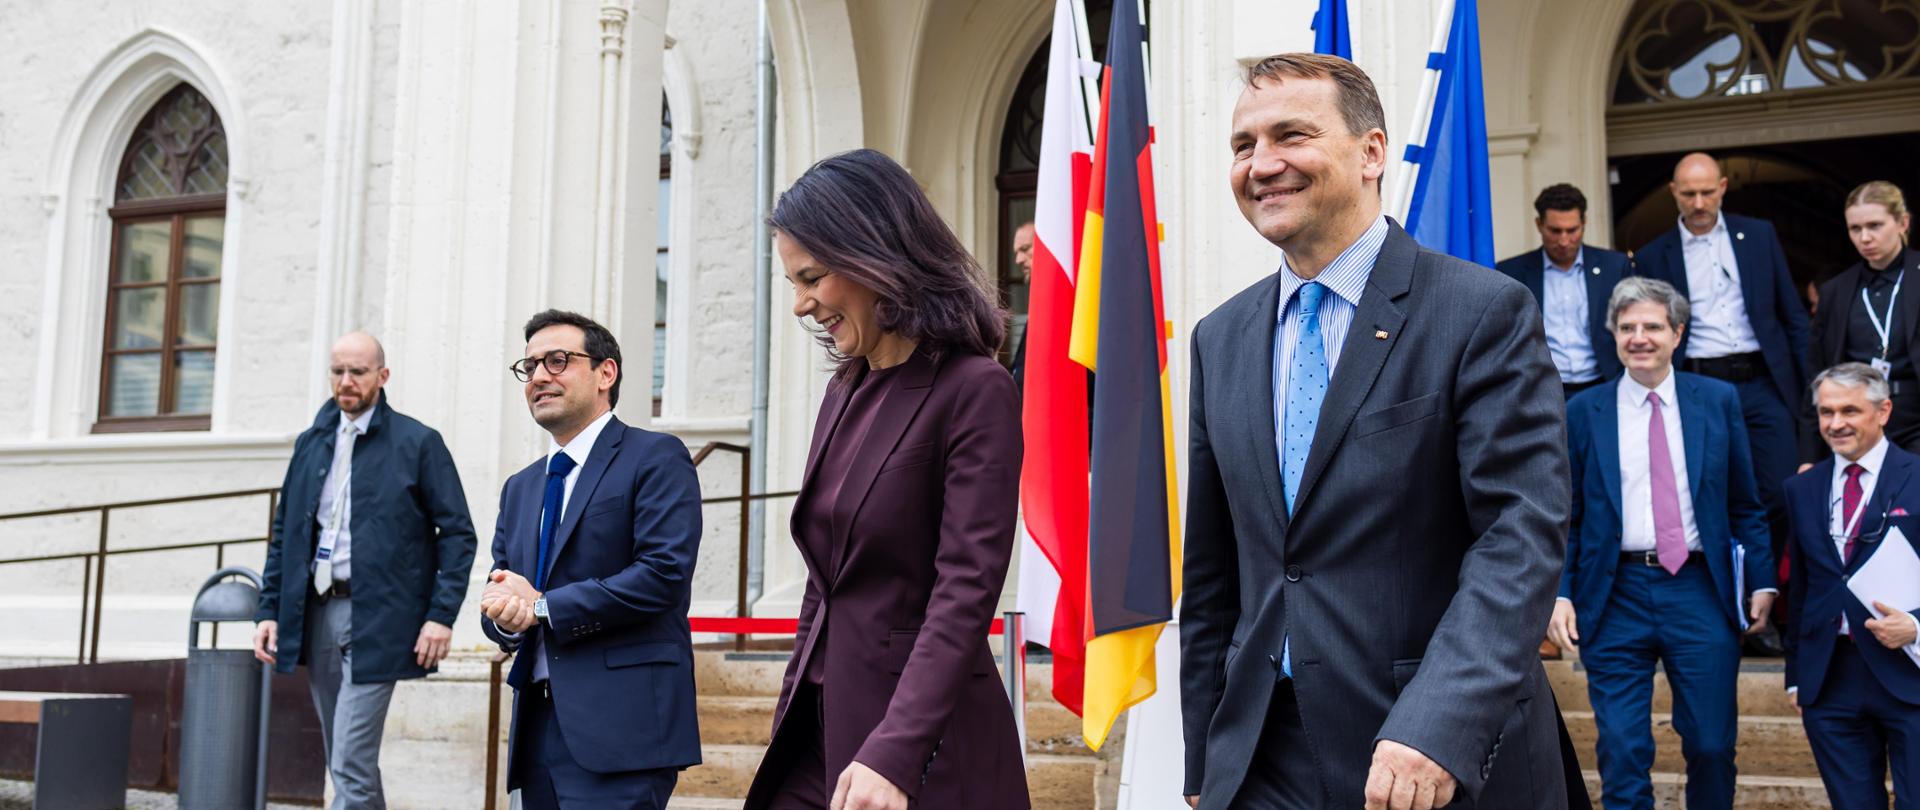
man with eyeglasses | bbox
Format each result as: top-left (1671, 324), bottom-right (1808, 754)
top-left (1548, 278), bottom-right (1776, 810)
top-left (1782, 362), bottom-right (1920, 809)
top-left (253, 331), bottom-right (477, 809)
top-left (479, 309), bottom-right (703, 809)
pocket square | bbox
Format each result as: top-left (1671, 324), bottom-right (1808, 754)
top-left (1893, 508), bottom-right (1909, 517)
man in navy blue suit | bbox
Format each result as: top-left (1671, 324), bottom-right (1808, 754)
top-left (1494, 183), bottom-right (1632, 400)
top-left (1783, 362), bottom-right (1920, 809)
top-left (1633, 153), bottom-right (1809, 654)
top-left (1547, 277), bottom-right (1777, 810)
top-left (480, 310), bottom-right (703, 809)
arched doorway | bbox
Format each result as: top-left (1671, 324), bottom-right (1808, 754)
top-left (1606, 0), bottom-right (1920, 293)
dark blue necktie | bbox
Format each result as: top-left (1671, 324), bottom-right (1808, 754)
top-left (535, 452), bottom-right (577, 591)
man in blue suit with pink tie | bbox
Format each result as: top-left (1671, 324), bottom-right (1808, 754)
top-left (1547, 277), bottom-right (1777, 809)
top-left (1783, 362), bottom-right (1920, 809)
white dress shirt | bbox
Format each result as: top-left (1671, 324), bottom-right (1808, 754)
top-left (1618, 371), bottom-right (1704, 554)
top-left (1542, 248), bottom-right (1599, 384)
top-left (524, 409), bottom-right (615, 683)
top-left (1680, 214), bottom-right (1763, 358)
top-left (314, 406), bottom-right (376, 582)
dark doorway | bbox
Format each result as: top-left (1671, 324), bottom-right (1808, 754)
top-left (1609, 132), bottom-right (1920, 301)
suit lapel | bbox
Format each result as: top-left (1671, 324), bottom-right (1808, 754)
top-left (515, 470), bottom-right (543, 577)
top-left (1583, 248), bottom-right (1614, 359)
top-left (1234, 275), bottom-right (1291, 537)
top-left (828, 353), bottom-right (939, 584)
top-left (1519, 251), bottom-right (1545, 312)
top-left (1596, 384), bottom-right (1624, 519)
top-left (1664, 237), bottom-right (1689, 298)
top-left (1727, 216), bottom-right (1768, 321)
top-left (1290, 225), bottom-right (1413, 517)
top-left (1898, 249), bottom-right (1920, 350)
top-left (548, 416), bottom-right (625, 567)
top-left (1677, 375), bottom-right (1708, 502)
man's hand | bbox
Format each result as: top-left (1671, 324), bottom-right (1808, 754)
top-left (415, 620), bottom-right (453, 668)
top-left (483, 569), bottom-right (538, 604)
top-left (252, 620), bottom-right (278, 666)
top-left (1788, 688), bottom-right (1801, 717)
top-left (829, 761), bottom-right (907, 810)
top-left (1865, 602), bottom-right (1919, 649)
top-left (1184, 795), bottom-right (1200, 808)
top-left (1745, 591), bottom-right (1777, 636)
top-left (1365, 740), bottom-right (1457, 810)
top-left (482, 593), bottom-right (538, 634)
top-left (1546, 600), bottom-right (1579, 651)
top-left (1797, 462), bottom-right (1815, 475)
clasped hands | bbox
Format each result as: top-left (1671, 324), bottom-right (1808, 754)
top-left (480, 569), bottom-right (542, 633)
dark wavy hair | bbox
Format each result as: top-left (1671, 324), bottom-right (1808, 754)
top-left (1533, 183), bottom-right (1588, 219)
top-left (770, 148), bottom-right (1007, 376)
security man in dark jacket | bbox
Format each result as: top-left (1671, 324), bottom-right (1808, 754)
top-left (253, 332), bottom-right (476, 809)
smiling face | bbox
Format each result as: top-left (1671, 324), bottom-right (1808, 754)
top-left (1847, 202), bottom-right (1910, 270)
top-left (1537, 209), bottom-right (1585, 269)
top-left (1613, 299), bottom-right (1683, 386)
top-left (1817, 379), bottom-right (1892, 462)
top-left (1229, 76), bottom-right (1385, 260)
top-left (778, 230), bottom-right (893, 362)
top-left (522, 324), bottom-right (615, 440)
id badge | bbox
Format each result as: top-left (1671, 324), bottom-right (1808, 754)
top-left (1872, 357), bottom-right (1893, 376)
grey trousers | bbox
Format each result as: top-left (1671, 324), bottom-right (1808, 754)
top-left (307, 594), bottom-right (397, 810)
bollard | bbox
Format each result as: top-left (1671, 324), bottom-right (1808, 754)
top-left (1001, 611), bottom-right (1026, 764)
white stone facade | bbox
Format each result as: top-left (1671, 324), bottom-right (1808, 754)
top-left (0, 0), bottom-right (1716, 659)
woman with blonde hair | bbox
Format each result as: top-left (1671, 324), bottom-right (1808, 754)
top-left (1803, 181), bottom-right (1918, 456)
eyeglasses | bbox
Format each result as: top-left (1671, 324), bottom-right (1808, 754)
top-left (510, 350), bottom-right (598, 382)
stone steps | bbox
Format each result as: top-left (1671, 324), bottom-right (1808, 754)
top-left (1581, 771), bottom-right (1834, 809)
top-left (1561, 711), bottom-right (1817, 778)
top-left (671, 652), bottom-right (1108, 808)
top-left (1545, 659), bottom-right (1795, 716)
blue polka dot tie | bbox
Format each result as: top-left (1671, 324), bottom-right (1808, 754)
top-left (1278, 281), bottom-right (1328, 679)
top-left (1283, 282), bottom-right (1328, 513)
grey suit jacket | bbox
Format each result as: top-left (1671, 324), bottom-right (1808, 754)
top-left (1180, 222), bottom-right (1570, 808)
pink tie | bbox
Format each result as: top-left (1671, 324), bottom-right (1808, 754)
top-left (1647, 391), bottom-right (1687, 575)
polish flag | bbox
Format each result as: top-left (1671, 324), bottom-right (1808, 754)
top-left (1016, 0), bottom-right (1098, 716)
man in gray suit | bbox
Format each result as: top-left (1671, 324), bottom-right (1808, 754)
top-left (1180, 53), bottom-right (1570, 810)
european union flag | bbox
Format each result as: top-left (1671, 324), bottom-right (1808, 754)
top-left (1312, 0), bottom-right (1351, 60)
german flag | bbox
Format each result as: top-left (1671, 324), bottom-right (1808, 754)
top-left (1066, 0), bottom-right (1178, 752)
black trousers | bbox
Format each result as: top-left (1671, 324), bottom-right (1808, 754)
top-left (1233, 681), bottom-right (1326, 808)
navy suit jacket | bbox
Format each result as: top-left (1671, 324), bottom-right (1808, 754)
top-left (1562, 373), bottom-right (1776, 642)
top-left (1494, 244), bottom-right (1631, 382)
top-left (482, 415), bottom-right (703, 777)
top-left (1633, 214), bottom-right (1810, 410)
top-left (1783, 444), bottom-right (1920, 706)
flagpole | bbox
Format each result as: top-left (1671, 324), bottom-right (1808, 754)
top-left (1389, 0), bottom-right (1456, 221)
top-left (1069, 0), bottom-right (1100, 146)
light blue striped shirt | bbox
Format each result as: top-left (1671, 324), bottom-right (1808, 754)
top-left (1542, 248), bottom-right (1601, 384)
top-left (1273, 215), bottom-right (1390, 471)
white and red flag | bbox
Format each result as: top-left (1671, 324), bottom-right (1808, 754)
top-left (1016, 0), bottom-right (1099, 717)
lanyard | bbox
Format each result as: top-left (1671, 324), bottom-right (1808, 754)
top-left (1861, 270), bottom-right (1906, 358)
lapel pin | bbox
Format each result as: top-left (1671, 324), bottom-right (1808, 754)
top-left (1736, 232), bottom-right (1745, 240)
top-left (1375, 329), bottom-right (1389, 340)
top-left (1592, 267), bottom-right (1601, 275)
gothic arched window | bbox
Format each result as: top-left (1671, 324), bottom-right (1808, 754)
top-left (97, 83), bottom-right (227, 432)
top-left (1614, 0), bottom-right (1920, 104)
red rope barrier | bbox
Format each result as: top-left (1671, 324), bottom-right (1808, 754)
top-left (690, 617), bottom-right (1006, 635)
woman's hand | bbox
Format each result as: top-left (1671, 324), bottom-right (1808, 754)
top-left (830, 761), bottom-right (908, 810)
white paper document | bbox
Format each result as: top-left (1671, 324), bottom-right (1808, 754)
top-left (1847, 525), bottom-right (1920, 668)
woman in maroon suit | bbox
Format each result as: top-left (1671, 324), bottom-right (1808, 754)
top-left (742, 149), bottom-right (1029, 810)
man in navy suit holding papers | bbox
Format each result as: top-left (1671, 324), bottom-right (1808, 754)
top-left (1782, 361), bottom-right (1920, 809)
top-left (1547, 277), bottom-right (1776, 810)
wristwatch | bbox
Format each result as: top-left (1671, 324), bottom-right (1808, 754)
top-left (532, 597), bottom-right (549, 624)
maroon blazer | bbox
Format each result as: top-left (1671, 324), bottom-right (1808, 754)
top-left (743, 350), bottom-right (1029, 809)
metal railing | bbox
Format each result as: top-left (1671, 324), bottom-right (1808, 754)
top-left (0, 440), bottom-right (798, 668)
top-left (0, 488), bottom-right (279, 665)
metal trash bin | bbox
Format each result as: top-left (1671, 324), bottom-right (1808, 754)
top-left (179, 566), bottom-right (272, 810)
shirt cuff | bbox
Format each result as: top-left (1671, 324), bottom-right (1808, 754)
top-left (1752, 588), bottom-right (1779, 596)
top-left (1904, 612), bottom-right (1920, 659)
top-left (1555, 596), bottom-right (1572, 604)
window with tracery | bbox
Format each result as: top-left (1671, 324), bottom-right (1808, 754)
top-left (97, 83), bottom-right (227, 432)
top-left (1614, 0), bottom-right (1920, 104)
